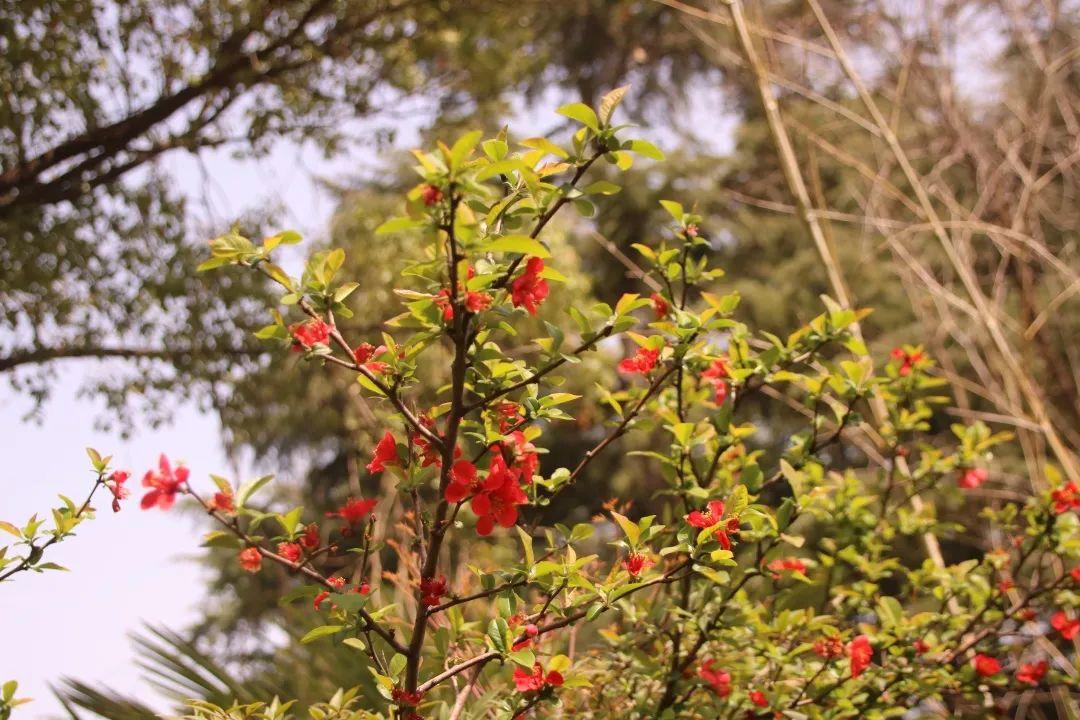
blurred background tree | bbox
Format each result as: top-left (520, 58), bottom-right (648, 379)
top-left (3, 0), bottom-right (1073, 716)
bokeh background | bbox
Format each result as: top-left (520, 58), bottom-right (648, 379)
top-left (2, 1), bottom-right (1077, 717)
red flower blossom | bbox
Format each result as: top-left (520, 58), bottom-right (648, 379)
top-left (996, 577), bottom-right (1014, 593)
top-left (814, 636), bottom-right (844, 659)
top-left (1071, 567), bottom-right (1080, 583)
top-left (749, 690), bottom-right (768, 707)
top-left (107, 470), bottom-right (130, 512)
top-left (972, 654), bottom-right (1001, 677)
top-left (698, 659), bottom-right (731, 697)
top-left (391, 687), bottom-right (424, 706)
top-left (444, 459), bottom-right (481, 503)
top-left (513, 662), bottom-right (563, 693)
top-left (958, 467), bottom-right (988, 489)
top-left (1016, 660), bottom-right (1047, 686)
top-left (505, 431), bottom-right (539, 483)
top-left (685, 224), bottom-right (699, 237)
top-left (686, 500), bottom-right (726, 529)
top-left (848, 635), bottom-right (872, 678)
top-left (1051, 611), bottom-right (1079, 640)
top-left (650, 292), bottom-right (669, 319)
top-left (420, 576), bottom-right (448, 607)
top-left (420, 184), bottom-right (443, 206)
top-left (622, 553), bottom-right (655, 578)
top-left (618, 346), bottom-right (660, 375)
top-left (767, 557), bottom-right (807, 577)
top-left (435, 289), bottom-right (454, 322)
top-left (208, 491), bottom-right (234, 513)
top-left (470, 454), bottom-right (528, 535)
top-left (140, 454), bottom-right (189, 511)
top-left (465, 290), bottom-right (493, 313)
top-left (890, 347), bottom-right (925, 376)
top-left (913, 639), bottom-right (930, 655)
top-left (493, 402), bottom-right (523, 432)
top-left (510, 257), bottom-right (549, 315)
top-left (314, 576), bottom-right (347, 609)
top-left (277, 542), bottom-right (302, 564)
top-left (354, 343), bottom-right (390, 374)
top-left (289, 318), bottom-right (331, 351)
top-left (701, 358), bottom-right (730, 405)
top-left (366, 431), bottom-right (399, 474)
top-left (326, 497), bottom-right (378, 525)
top-left (1051, 482), bottom-right (1080, 514)
top-left (238, 547), bottom-right (262, 573)
top-left (299, 523), bottom-right (320, 550)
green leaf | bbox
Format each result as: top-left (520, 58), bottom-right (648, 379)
top-left (516, 526), bottom-right (535, 567)
top-left (626, 139), bottom-right (665, 160)
top-left (478, 235), bottom-right (550, 258)
top-left (659, 200), bottom-right (684, 221)
top-left (508, 649), bottom-right (536, 668)
top-left (597, 85), bottom-right (629, 125)
top-left (376, 217), bottom-right (426, 235)
top-left (557, 103), bottom-right (600, 131)
top-left (236, 475), bottom-right (274, 508)
top-left (449, 130), bottom-right (483, 170)
top-left (583, 180), bottom-right (621, 195)
top-left (300, 625), bottom-right (345, 644)
top-left (610, 511), bottom-right (640, 547)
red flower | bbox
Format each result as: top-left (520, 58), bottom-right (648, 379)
top-left (1016, 660), bottom-right (1048, 686)
top-left (493, 402), bottom-right (523, 432)
top-left (650, 293), bottom-right (669, 319)
top-left (913, 639), bottom-right (930, 655)
top-left (391, 687), bottom-right (424, 707)
top-left (701, 358), bottom-right (730, 405)
top-left (444, 459), bottom-right (481, 503)
top-left (505, 431), bottom-right (539, 483)
top-left (420, 576), bottom-right (448, 607)
top-left (996, 577), bottom-right (1014, 593)
top-left (622, 553), bottom-right (655, 578)
top-left (421, 183), bottom-right (443, 206)
top-left (686, 500), bottom-right (726, 529)
top-left (1051, 482), bottom-right (1080, 514)
top-left (685, 224), bottom-right (699, 237)
top-left (471, 454), bottom-right (528, 535)
top-left (314, 576), bottom-right (347, 609)
top-left (277, 542), bottom-right (302, 564)
top-left (767, 557), bottom-right (807, 577)
top-left (465, 290), bottom-right (493, 313)
top-left (208, 491), bottom-right (234, 513)
top-left (1071, 567), bottom-right (1080, 583)
top-left (435, 289), bottom-right (455, 322)
top-left (958, 467), bottom-right (988, 489)
top-left (890, 347), bottom-right (925, 376)
top-left (289, 318), bottom-right (331, 351)
top-left (326, 497), bottom-right (378, 525)
top-left (972, 654), bottom-right (1001, 678)
top-left (510, 257), bottom-right (550, 315)
top-left (140, 454), bottom-right (189, 511)
top-left (848, 635), bottom-right (872, 678)
top-left (299, 523), bottom-right (320, 550)
top-left (749, 690), bottom-right (768, 707)
top-left (513, 662), bottom-right (563, 693)
top-left (814, 636), bottom-right (844, 659)
top-left (238, 547), bottom-right (262, 573)
top-left (366, 431), bottom-right (399, 474)
top-left (698, 659), bottom-right (731, 697)
top-left (1051, 611), bottom-right (1079, 640)
top-left (353, 343), bottom-right (390, 374)
top-left (618, 346), bottom-right (660, 375)
top-left (107, 470), bottom-right (130, 512)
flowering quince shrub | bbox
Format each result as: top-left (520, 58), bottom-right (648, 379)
top-left (68, 91), bottom-right (1080, 718)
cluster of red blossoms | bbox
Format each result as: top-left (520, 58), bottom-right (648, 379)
top-left (444, 432), bottom-right (538, 535)
top-left (700, 357), bottom-right (730, 405)
top-left (810, 634), bottom-right (872, 678)
top-left (512, 662), bottom-right (563, 693)
top-left (890, 346), bottom-right (926, 376)
top-left (686, 500), bottom-right (740, 550)
top-left (105, 469), bottom-right (130, 512)
top-left (958, 467), bottom-right (989, 489)
top-left (618, 346), bottom-right (661, 375)
top-left (1051, 481), bottom-right (1080, 513)
top-left (289, 318), bottom-right (331, 351)
top-left (509, 257), bottom-right (549, 315)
